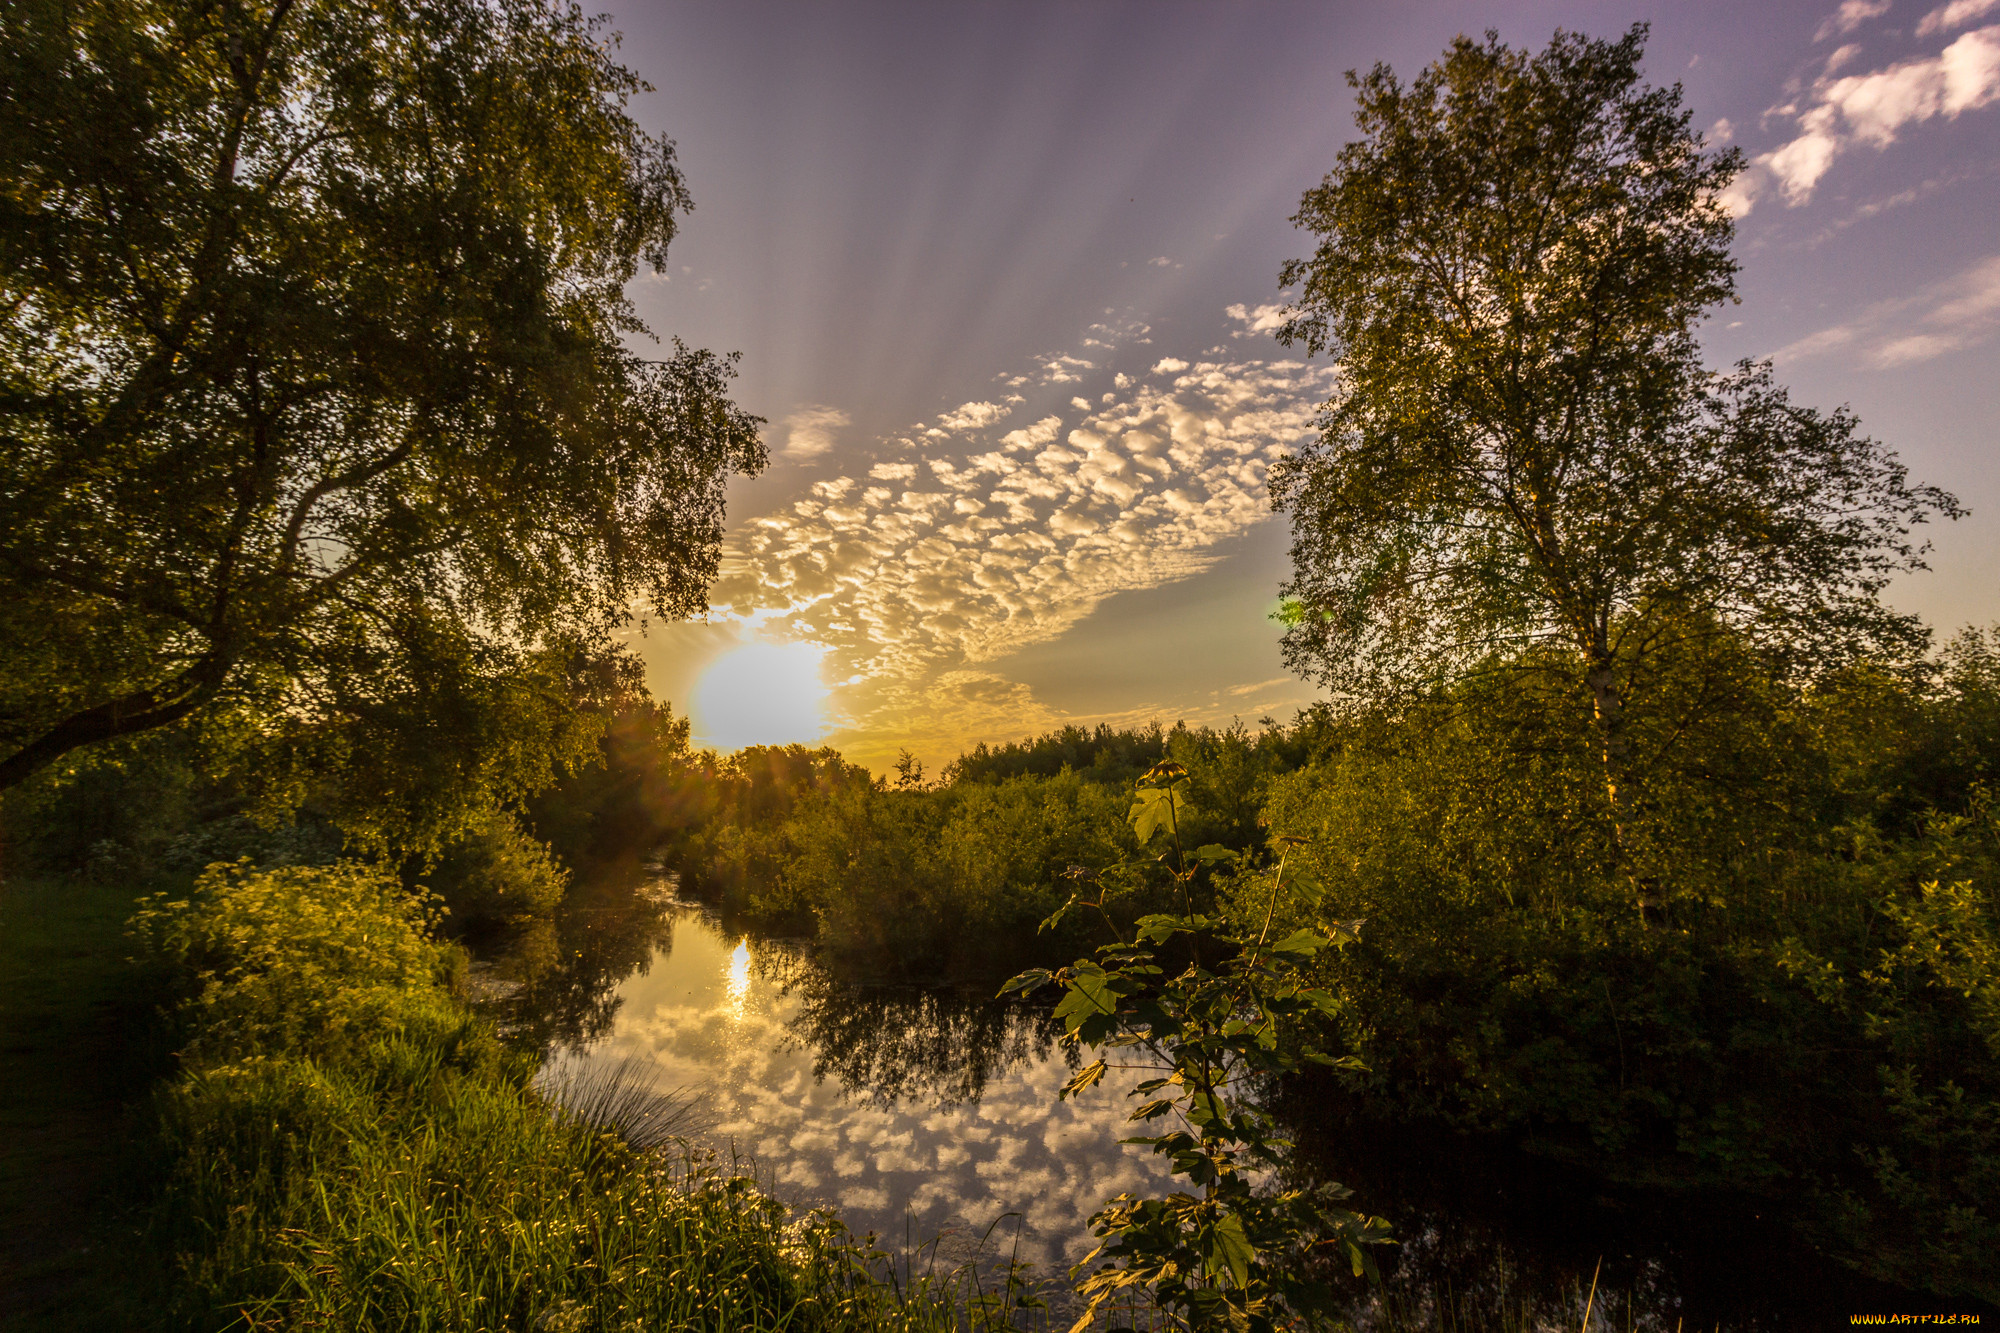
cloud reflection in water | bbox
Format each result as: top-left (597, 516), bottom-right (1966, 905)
top-left (568, 905), bottom-right (1176, 1277)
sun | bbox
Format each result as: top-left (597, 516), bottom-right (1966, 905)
top-left (691, 639), bottom-right (830, 751)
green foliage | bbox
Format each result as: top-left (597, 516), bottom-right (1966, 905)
top-left (131, 859), bottom-right (458, 1062)
top-left (686, 722), bottom-right (1300, 978)
top-left (943, 722), bottom-right (1172, 786)
top-left (1004, 765), bottom-right (1390, 1332)
top-left (707, 762), bottom-right (1140, 973)
top-left (1250, 632), bottom-right (2000, 1300)
top-left (129, 858), bottom-right (993, 1331)
top-left (1268, 27), bottom-right (1958, 917)
top-left (423, 806), bottom-right (571, 934)
top-left (0, 0), bottom-right (765, 795)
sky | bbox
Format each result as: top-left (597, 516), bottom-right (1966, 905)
top-left (601, 0), bottom-right (2000, 772)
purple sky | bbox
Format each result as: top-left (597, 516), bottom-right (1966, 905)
top-left (602, 0), bottom-right (2000, 768)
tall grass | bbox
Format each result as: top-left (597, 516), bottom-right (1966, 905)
top-left (129, 859), bottom-right (1023, 1332)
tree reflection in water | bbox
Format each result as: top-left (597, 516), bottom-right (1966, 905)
top-left (1270, 1077), bottom-right (1973, 1330)
top-left (761, 951), bottom-right (1070, 1109)
top-left (481, 857), bottom-right (678, 1051)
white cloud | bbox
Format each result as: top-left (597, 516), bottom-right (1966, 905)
top-left (1919, 0), bottom-right (2000, 34)
top-left (936, 400), bottom-right (1009, 432)
top-left (1825, 42), bottom-right (1865, 75)
top-left (1816, 0), bottom-right (1892, 42)
top-left (782, 405), bottom-right (849, 460)
top-left (1731, 25), bottom-right (2000, 213)
top-left (1709, 116), bottom-right (1736, 143)
top-left (1774, 251), bottom-right (2000, 366)
top-left (1148, 256), bottom-right (1171, 267)
top-left (1079, 315), bottom-right (1153, 350)
top-left (706, 348), bottom-right (1336, 759)
top-left (1038, 354), bottom-right (1094, 384)
top-left (1224, 302), bottom-right (1289, 337)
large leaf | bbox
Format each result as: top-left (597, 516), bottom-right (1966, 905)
top-left (1128, 787), bottom-right (1178, 845)
top-left (1203, 1212), bottom-right (1256, 1287)
top-left (1268, 929), bottom-right (1329, 957)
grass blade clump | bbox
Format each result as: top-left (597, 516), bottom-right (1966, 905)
top-left (131, 858), bottom-right (960, 1331)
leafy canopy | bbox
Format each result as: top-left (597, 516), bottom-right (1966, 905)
top-left (1269, 26), bottom-right (1958, 705)
top-left (0, 0), bottom-right (765, 798)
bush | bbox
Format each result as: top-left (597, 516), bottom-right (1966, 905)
top-left (421, 807), bottom-right (570, 933)
top-left (1249, 637), bottom-right (2000, 1300)
top-left (131, 859), bottom-right (963, 1331)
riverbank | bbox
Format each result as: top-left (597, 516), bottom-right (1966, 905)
top-left (0, 874), bottom-right (170, 1331)
top-left (3, 862), bottom-right (1003, 1332)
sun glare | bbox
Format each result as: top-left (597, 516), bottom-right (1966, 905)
top-left (692, 639), bottom-right (830, 751)
top-left (726, 937), bottom-right (751, 1021)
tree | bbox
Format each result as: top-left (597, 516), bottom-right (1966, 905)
top-left (0, 0), bottom-right (765, 801)
top-left (1268, 26), bottom-right (1959, 894)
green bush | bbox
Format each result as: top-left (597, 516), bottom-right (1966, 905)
top-left (131, 859), bottom-right (963, 1331)
top-left (1248, 636), bottom-right (2000, 1300)
top-left (422, 807), bottom-right (570, 933)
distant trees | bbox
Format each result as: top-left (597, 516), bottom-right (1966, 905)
top-left (0, 0), bottom-right (764, 816)
top-left (1268, 26), bottom-right (1958, 899)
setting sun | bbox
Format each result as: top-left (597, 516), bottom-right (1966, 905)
top-left (691, 639), bottom-right (830, 752)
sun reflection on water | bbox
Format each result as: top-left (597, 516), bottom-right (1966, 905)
top-left (726, 937), bottom-right (751, 1019)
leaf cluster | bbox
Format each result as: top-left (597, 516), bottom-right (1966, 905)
top-left (1001, 766), bottom-right (1388, 1332)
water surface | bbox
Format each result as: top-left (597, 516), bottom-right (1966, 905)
top-left (473, 859), bottom-right (1987, 1329)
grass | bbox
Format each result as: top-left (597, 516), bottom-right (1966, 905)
top-left (0, 859), bottom-right (1142, 1331)
top-left (0, 872), bottom-right (172, 1331)
top-left (127, 859), bottom-right (1038, 1332)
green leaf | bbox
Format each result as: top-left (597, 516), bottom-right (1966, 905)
top-left (1204, 1212), bottom-right (1256, 1287)
top-left (997, 968), bottom-right (1051, 998)
top-left (1268, 929), bottom-right (1329, 957)
top-left (1128, 787), bottom-right (1175, 845)
top-left (1193, 844), bottom-right (1238, 865)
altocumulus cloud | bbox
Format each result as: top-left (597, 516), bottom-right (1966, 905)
top-left (1723, 12), bottom-right (2000, 216)
top-left (706, 333), bottom-right (1336, 761)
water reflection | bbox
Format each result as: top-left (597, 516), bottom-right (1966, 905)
top-left (475, 856), bottom-right (677, 1049)
top-left (540, 893), bottom-right (1174, 1278)
top-left (726, 937), bottom-right (751, 1020)
top-left (471, 863), bottom-right (1988, 1329)
top-left (768, 952), bottom-right (1068, 1108)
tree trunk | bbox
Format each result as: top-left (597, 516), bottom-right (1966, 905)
top-left (1585, 656), bottom-right (1657, 925)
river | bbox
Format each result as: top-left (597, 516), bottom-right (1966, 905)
top-left (468, 857), bottom-right (1984, 1331)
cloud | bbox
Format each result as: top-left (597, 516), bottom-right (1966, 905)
top-left (1037, 354), bottom-right (1095, 384)
top-left (782, 405), bottom-right (850, 460)
top-left (1774, 251), bottom-right (2000, 366)
top-left (936, 400), bottom-right (1009, 432)
top-left (1816, 0), bottom-right (1892, 42)
top-left (705, 347), bottom-right (1335, 761)
top-left (1728, 24), bottom-right (2000, 214)
top-left (1079, 315), bottom-right (1153, 350)
top-left (1148, 256), bottom-right (1172, 267)
top-left (1224, 303), bottom-right (1289, 337)
top-left (1920, 0), bottom-right (2000, 34)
